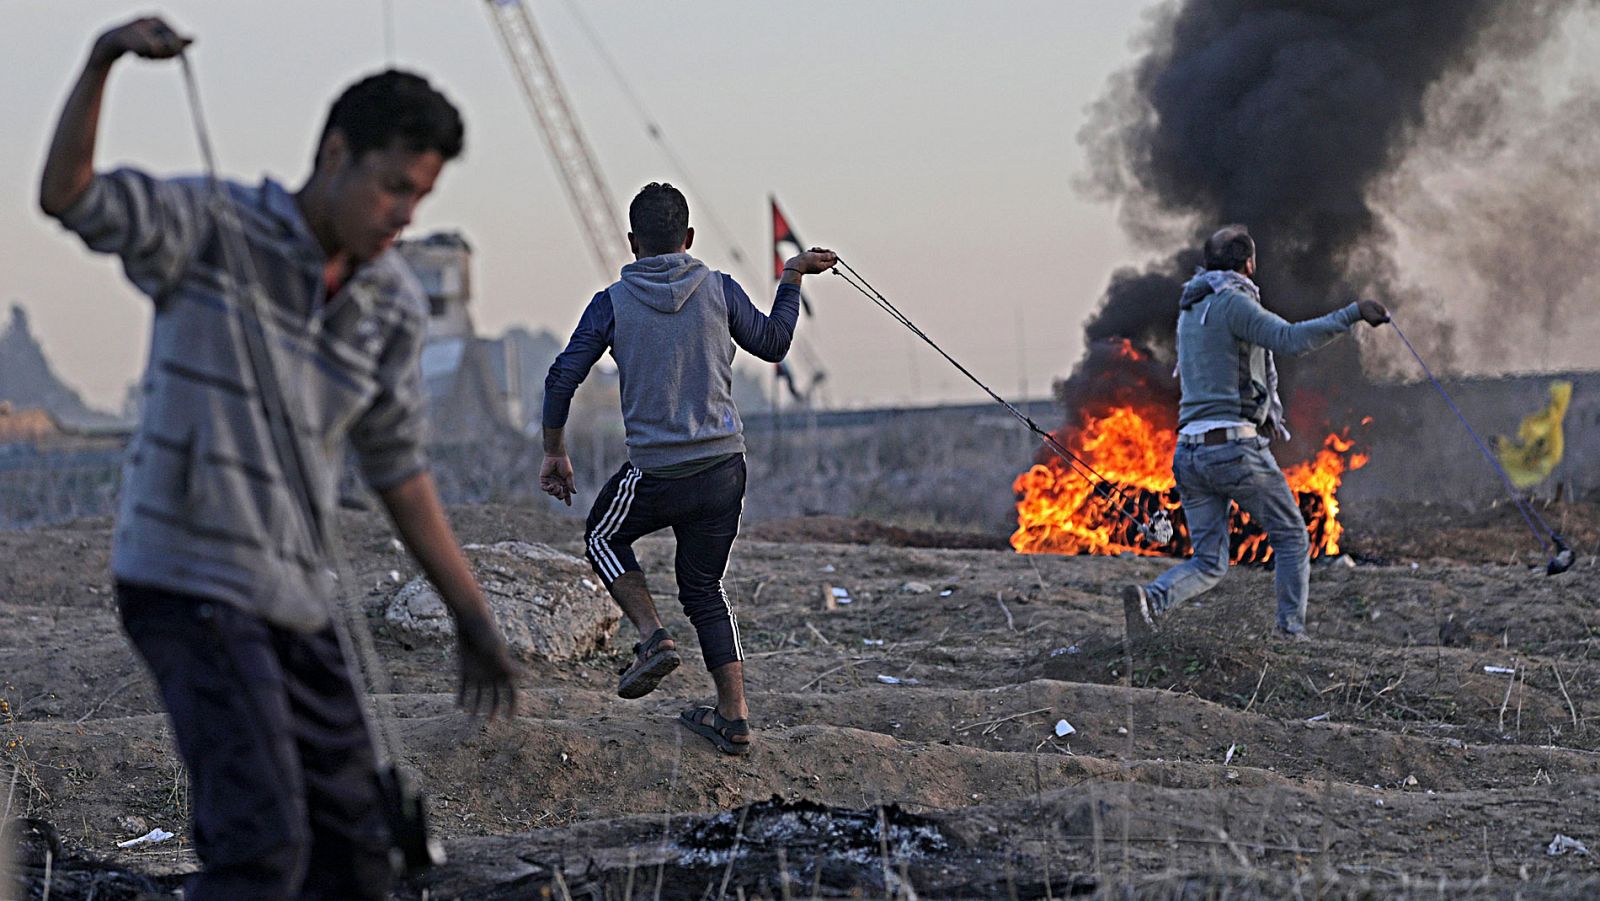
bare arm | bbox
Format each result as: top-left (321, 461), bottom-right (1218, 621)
top-left (40, 17), bottom-right (190, 216)
top-left (540, 426), bottom-right (575, 506)
top-left (378, 470), bottom-right (518, 719)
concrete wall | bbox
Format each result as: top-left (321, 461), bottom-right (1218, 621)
top-left (1342, 371), bottom-right (1599, 507)
top-left (739, 373), bottom-right (1599, 534)
top-left (4, 374), bottom-right (1591, 532)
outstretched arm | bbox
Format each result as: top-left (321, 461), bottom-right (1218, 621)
top-left (726, 248), bottom-right (838, 362)
top-left (40, 16), bottom-right (190, 216)
top-left (379, 471), bottom-right (518, 719)
top-left (1225, 296), bottom-right (1387, 357)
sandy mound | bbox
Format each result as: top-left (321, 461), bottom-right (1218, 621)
top-left (4, 501), bottom-right (1598, 897)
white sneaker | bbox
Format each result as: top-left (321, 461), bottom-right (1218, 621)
top-left (1121, 584), bottom-right (1157, 641)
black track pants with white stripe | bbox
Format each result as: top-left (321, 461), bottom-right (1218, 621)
top-left (584, 454), bottom-right (747, 670)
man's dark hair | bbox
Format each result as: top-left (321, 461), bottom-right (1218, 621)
top-left (1203, 224), bottom-right (1255, 272)
top-left (318, 69), bottom-right (464, 165)
top-left (629, 183), bottom-right (690, 255)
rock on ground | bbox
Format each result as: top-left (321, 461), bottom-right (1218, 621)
top-left (383, 540), bottom-right (619, 661)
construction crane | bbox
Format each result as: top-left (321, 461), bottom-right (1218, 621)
top-left (483, 0), bottom-right (830, 409)
top-left (483, 0), bottom-right (630, 280)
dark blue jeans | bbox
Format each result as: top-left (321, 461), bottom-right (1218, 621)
top-left (118, 582), bottom-right (391, 900)
top-left (584, 454), bottom-right (747, 669)
top-left (1142, 436), bottom-right (1311, 633)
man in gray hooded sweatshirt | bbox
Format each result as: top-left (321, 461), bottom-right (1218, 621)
top-left (1122, 225), bottom-right (1388, 642)
top-left (540, 182), bottom-right (836, 754)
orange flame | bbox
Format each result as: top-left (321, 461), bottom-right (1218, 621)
top-left (1011, 407), bottom-right (1367, 564)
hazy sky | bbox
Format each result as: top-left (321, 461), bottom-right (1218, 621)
top-left (3, 1), bottom-right (1161, 412)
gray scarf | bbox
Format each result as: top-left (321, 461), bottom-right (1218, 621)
top-left (1193, 268), bottom-right (1291, 440)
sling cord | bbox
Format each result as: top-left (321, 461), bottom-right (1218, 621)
top-left (830, 259), bottom-right (1172, 545)
top-left (1389, 320), bottom-right (1563, 556)
top-left (178, 53), bottom-right (408, 770)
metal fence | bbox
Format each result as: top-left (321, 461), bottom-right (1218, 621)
top-left (0, 446), bottom-right (126, 529)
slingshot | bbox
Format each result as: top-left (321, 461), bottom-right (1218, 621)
top-left (1389, 319), bottom-right (1573, 576)
top-left (831, 259), bottom-right (1175, 548)
top-left (177, 52), bottom-right (445, 873)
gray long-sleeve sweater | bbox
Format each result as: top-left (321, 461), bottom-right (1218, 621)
top-left (51, 169), bottom-right (431, 631)
top-left (1175, 269), bottom-right (1360, 429)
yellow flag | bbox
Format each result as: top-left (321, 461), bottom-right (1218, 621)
top-left (1495, 381), bottom-right (1573, 489)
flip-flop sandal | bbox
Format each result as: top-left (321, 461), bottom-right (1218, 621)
top-left (679, 706), bottom-right (752, 756)
top-left (617, 628), bottom-right (681, 699)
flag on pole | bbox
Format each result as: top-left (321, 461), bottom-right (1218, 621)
top-left (1495, 380), bottom-right (1573, 488)
top-left (771, 196), bottom-right (814, 317)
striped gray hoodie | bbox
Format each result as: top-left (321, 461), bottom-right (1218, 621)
top-left (51, 169), bottom-right (430, 631)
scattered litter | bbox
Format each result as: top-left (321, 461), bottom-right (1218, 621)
top-left (1335, 554), bottom-right (1356, 568)
top-left (1547, 834), bottom-right (1590, 857)
top-left (116, 828), bottom-right (175, 849)
top-left (1054, 719), bottom-right (1075, 738)
top-left (1306, 712), bottom-right (1331, 723)
top-left (1484, 665), bottom-right (1516, 675)
top-left (560, 752), bottom-right (569, 763)
top-left (581, 578), bottom-right (597, 591)
top-left (876, 674), bottom-right (921, 686)
top-left (863, 638), bottom-right (884, 646)
top-left (1116, 726), bottom-right (1128, 736)
top-left (1375, 799), bottom-right (1385, 807)
top-left (938, 589), bottom-right (954, 597)
top-left (390, 538), bottom-right (404, 553)
top-left (1224, 743), bottom-right (1237, 766)
top-left (822, 584), bottom-right (851, 610)
top-left (1410, 562), bottom-right (1420, 570)
top-left (387, 569), bottom-right (402, 584)
top-left (821, 564), bottom-right (836, 573)
top-left (115, 815), bottom-right (147, 836)
top-left (899, 581), bottom-right (932, 595)
top-left (1402, 774), bottom-right (1420, 789)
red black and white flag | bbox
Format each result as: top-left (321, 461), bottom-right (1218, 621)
top-left (771, 195), bottom-right (815, 317)
top-left (770, 195), bottom-right (816, 401)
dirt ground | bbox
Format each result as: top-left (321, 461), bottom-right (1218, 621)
top-left (3, 499), bottom-right (1599, 898)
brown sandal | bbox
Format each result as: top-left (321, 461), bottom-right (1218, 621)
top-left (617, 628), bottom-right (680, 699)
top-left (679, 706), bottom-right (751, 755)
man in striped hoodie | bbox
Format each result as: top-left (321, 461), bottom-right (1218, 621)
top-left (40, 15), bottom-right (516, 898)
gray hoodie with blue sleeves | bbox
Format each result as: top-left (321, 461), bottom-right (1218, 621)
top-left (1175, 268), bottom-right (1361, 429)
top-left (543, 252), bottom-right (801, 469)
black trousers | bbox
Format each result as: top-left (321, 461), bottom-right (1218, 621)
top-left (584, 454), bottom-right (747, 670)
top-left (117, 582), bottom-right (391, 900)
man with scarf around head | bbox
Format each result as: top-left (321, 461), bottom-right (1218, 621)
top-left (1121, 225), bottom-right (1388, 642)
top-left (539, 182), bottom-right (836, 755)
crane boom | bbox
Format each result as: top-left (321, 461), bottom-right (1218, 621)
top-left (484, 0), bottom-right (631, 279)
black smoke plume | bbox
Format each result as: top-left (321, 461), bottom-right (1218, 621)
top-left (1067, 0), bottom-right (1585, 435)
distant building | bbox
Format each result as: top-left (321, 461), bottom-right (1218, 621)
top-left (397, 231), bottom-right (522, 443)
top-left (0, 404), bottom-right (62, 446)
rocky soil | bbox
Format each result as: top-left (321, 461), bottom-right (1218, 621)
top-left (3, 500), bottom-right (1598, 898)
